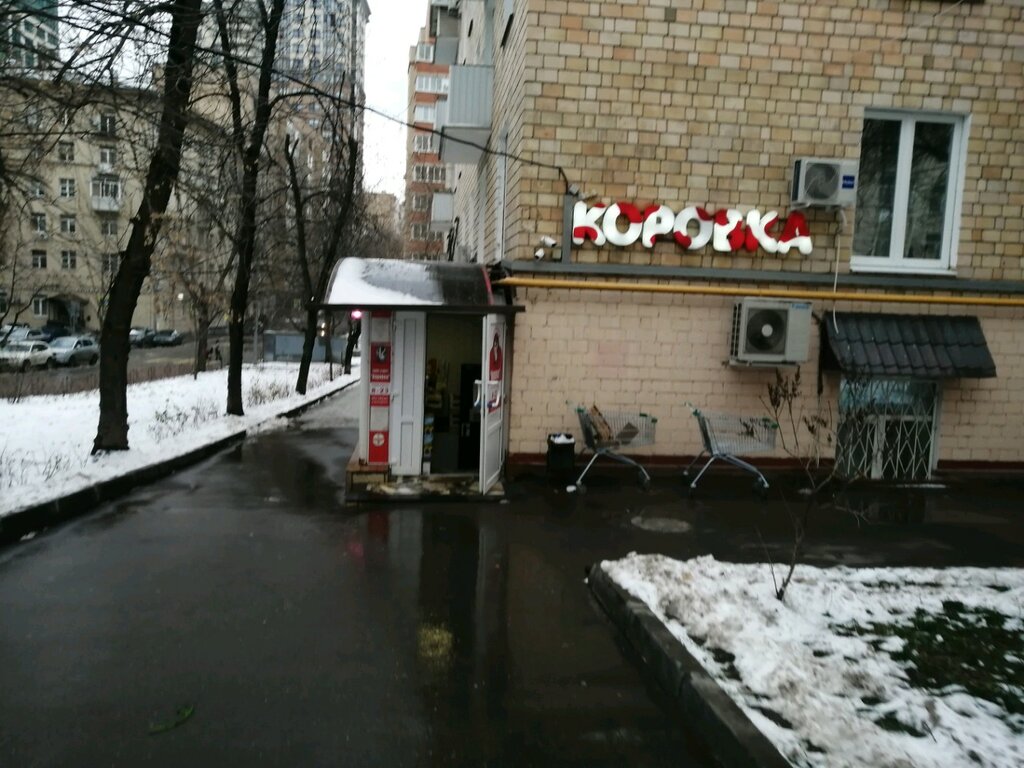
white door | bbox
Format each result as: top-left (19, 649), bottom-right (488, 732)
top-left (479, 314), bottom-right (507, 493)
top-left (390, 312), bottom-right (426, 476)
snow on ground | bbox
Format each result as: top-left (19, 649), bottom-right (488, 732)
top-left (603, 554), bottom-right (1024, 768)
top-left (0, 362), bottom-right (358, 517)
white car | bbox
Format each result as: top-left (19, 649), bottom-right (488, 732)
top-left (48, 335), bottom-right (100, 366)
top-left (0, 341), bottom-right (55, 372)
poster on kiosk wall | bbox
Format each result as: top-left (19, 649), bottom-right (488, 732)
top-left (367, 312), bottom-right (391, 464)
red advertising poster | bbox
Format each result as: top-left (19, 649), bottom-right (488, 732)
top-left (368, 430), bottom-right (389, 464)
top-left (487, 331), bottom-right (503, 413)
top-left (370, 342), bottom-right (391, 383)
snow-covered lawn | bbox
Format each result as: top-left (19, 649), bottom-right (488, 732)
top-left (603, 554), bottom-right (1024, 768)
top-left (0, 362), bottom-right (358, 517)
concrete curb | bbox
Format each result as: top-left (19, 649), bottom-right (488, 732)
top-left (587, 564), bottom-right (792, 768)
top-left (0, 379), bottom-right (358, 547)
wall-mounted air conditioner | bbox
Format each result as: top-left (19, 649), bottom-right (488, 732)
top-left (730, 298), bottom-right (812, 366)
top-left (791, 158), bottom-right (858, 207)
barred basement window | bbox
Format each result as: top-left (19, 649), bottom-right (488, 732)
top-left (836, 378), bottom-right (939, 481)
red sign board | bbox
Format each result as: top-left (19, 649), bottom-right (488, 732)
top-left (368, 430), bottom-right (389, 465)
top-left (370, 343), bottom-right (391, 383)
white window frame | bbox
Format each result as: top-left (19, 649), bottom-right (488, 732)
top-left (31, 213), bottom-right (46, 233)
top-left (59, 178), bottom-right (76, 198)
top-left (99, 145), bottom-right (116, 166)
top-left (60, 215), bottom-right (76, 235)
top-left (31, 250), bottom-right (47, 269)
top-left (413, 132), bottom-right (436, 153)
top-left (91, 175), bottom-right (120, 199)
top-left (58, 141), bottom-right (74, 162)
top-left (100, 218), bottom-right (118, 237)
top-left (413, 104), bottom-right (436, 126)
top-left (852, 110), bottom-right (968, 276)
top-left (33, 297), bottom-right (47, 317)
top-left (415, 75), bottom-right (449, 94)
top-left (61, 250), bottom-right (77, 269)
top-left (415, 43), bottom-right (434, 63)
top-left (412, 223), bottom-right (428, 240)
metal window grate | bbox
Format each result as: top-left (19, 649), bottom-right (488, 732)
top-left (836, 378), bottom-right (938, 481)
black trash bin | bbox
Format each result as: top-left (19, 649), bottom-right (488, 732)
top-left (546, 433), bottom-right (576, 480)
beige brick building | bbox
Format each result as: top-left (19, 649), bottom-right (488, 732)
top-left (424, 0), bottom-right (1024, 479)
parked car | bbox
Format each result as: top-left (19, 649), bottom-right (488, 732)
top-left (0, 341), bottom-right (54, 371)
top-left (151, 329), bottom-right (184, 346)
top-left (48, 335), bottom-right (100, 366)
top-left (39, 323), bottom-right (71, 342)
top-left (0, 327), bottom-right (45, 347)
top-left (129, 327), bottom-right (156, 347)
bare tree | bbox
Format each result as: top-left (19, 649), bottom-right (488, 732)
top-left (281, 102), bottom-right (359, 394)
top-left (92, 0), bottom-right (206, 451)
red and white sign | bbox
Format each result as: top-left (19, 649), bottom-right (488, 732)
top-left (367, 312), bottom-right (392, 465)
top-left (572, 201), bottom-right (813, 255)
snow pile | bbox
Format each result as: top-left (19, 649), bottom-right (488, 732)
top-left (0, 362), bottom-right (358, 517)
top-left (603, 554), bottom-right (1024, 768)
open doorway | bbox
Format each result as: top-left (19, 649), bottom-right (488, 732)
top-left (423, 314), bottom-right (482, 475)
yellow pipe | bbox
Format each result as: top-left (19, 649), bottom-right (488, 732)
top-left (496, 276), bottom-right (1024, 308)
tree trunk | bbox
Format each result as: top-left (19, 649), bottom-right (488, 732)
top-left (92, 0), bottom-right (204, 452)
top-left (343, 320), bottom-right (360, 374)
top-left (192, 302), bottom-right (210, 376)
top-left (295, 306), bottom-right (318, 395)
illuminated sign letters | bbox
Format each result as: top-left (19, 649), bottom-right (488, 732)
top-left (572, 201), bottom-right (813, 255)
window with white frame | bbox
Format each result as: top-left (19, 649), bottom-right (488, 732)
top-left (415, 43), bottom-right (433, 62)
top-left (413, 164), bottom-right (446, 184)
top-left (853, 111), bottom-right (967, 273)
top-left (99, 145), bottom-right (117, 166)
top-left (31, 250), bottom-right (47, 268)
top-left (58, 141), bottom-right (74, 162)
top-left (413, 194), bottom-right (430, 211)
top-left (412, 223), bottom-right (428, 240)
top-left (413, 132), bottom-right (436, 153)
top-left (60, 215), bottom-right (76, 235)
top-left (413, 104), bottom-right (436, 125)
top-left (31, 213), bottom-right (46, 234)
top-left (33, 297), bottom-right (47, 316)
top-left (102, 252), bottom-right (120, 277)
top-left (29, 180), bottom-right (45, 198)
top-left (59, 178), bottom-right (76, 198)
top-left (100, 218), bottom-right (118, 237)
top-left (98, 112), bottom-right (116, 136)
top-left (61, 250), bottom-right (77, 269)
top-left (415, 75), bottom-right (449, 94)
top-left (91, 175), bottom-right (120, 199)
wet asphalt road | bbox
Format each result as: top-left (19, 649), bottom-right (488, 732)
top-left (0, 390), bottom-right (710, 767)
top-left (3, 388), bottom-right (1023, 767)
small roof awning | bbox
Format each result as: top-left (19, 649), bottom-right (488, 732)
top-left (822, 312), bottom-right (996, 379)
top-left (321, 257), bottom-right (521, 314)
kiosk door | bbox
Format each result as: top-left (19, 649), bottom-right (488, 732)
top-left (390, 312), bottom-right (425, 475)
top-left (479, 314), bottom-right (507, 493)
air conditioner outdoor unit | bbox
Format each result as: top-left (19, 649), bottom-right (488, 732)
top-left (791, 158), bottom-right (858, 207)
top-left (730, 298), bottom-right (812, 366)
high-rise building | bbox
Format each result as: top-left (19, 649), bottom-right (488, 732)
top-left (403, 1), bottom-right (458, 261)
top-left (2, 0), bottom-right (60, 71)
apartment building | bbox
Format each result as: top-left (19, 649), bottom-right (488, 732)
top-left (403, 1), bottom-right (459, 261)
top-left (331, 0), bottom-right (1024, 491)
top-left (2, 0), bottom-right (59, 71)
top-left (0, 86), bottom-right (226, 335)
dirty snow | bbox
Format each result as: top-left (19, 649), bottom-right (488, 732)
top-left (602, 554), bottom-right (1024, 768)
top-left (0, 362), bottom-right (358, 517)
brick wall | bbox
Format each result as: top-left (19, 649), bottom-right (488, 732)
top-left (506, 287), bottom-right (1024, 465)
top-left (504, 0), bottom-right (1024, 279)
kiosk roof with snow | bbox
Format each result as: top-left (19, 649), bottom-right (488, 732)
top-left (322, 258), bottom-right (515, 314)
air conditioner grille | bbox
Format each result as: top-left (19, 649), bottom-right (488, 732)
top-left (744, 308), bottom-right (788, 355)
top-left (804, 163), bottom-right (839, 200)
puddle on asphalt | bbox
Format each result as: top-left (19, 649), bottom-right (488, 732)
top-left (630, 516), bottom-right (693, 534)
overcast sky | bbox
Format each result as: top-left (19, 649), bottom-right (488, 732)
top-left (362, 0), bottom-right (428, 202)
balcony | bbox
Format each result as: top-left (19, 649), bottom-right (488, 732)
top-left (430, 192), bottom-right (454, 232)
top-left (91, 196), bottom-right (121, 213)
top-left (438, 65), bottom-right (493, 165)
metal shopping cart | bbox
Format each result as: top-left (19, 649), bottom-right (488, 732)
top-left (572, 405), bottom-right (657, 492)
top-left (683, 404), bottom-right (778, 494)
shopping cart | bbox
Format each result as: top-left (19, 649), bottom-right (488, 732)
top-left (572, 405), bottom-right (657, 492)
top-left (683, 404), bottom-right (778, 494)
